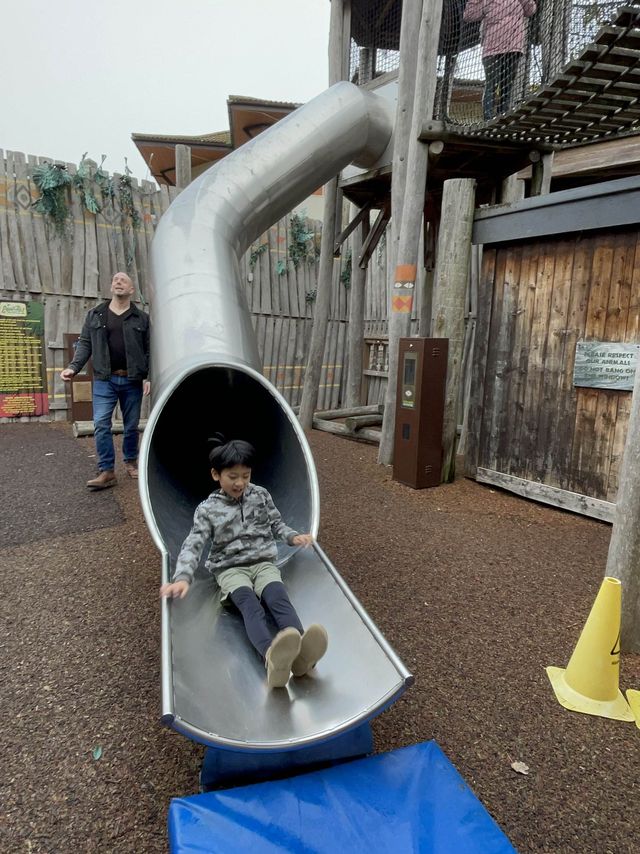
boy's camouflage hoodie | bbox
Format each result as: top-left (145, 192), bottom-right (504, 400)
top-left (172, 484), bottom-right (299, 585)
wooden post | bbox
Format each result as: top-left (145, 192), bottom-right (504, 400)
top-left (344, 414), bottom-right (383, 430)
top-left (428, 140), bottom-right (444, 161)
top-left (419, 146), bottom-right (443, 334)
top-left (419, 197), bottom-right (439, 336)
top-left (530, 151), bottom-right (553, 196)
top-left (386, 0), bottom-right (423, 291)
top-left (431, 178), bottom-right (476, 483)
top-left (316, 404), bottom-right (383, 419)
top-left (175, 144), bottom-right (192, 190)
top-left (456, 244), bottom-right (480, 458)
top-left (345, 206), bottom-right (370, 406)
top-left (378, 0), bottom-right (443, 465)
top-left (299, 0), bottom-right (347, 429)
top-left (501, 173), bottom-right (525, 203)
top-left (605, 361), bottom-right (640, 652)
top-left (359, 47), bottom-right (373, 85)
top-left (464, 246), bottom-right (495, 477)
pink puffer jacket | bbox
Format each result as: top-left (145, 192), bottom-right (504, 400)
top-left (463, 0), bottom-right (536, 57)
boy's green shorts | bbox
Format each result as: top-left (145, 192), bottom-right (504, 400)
top-left (216, 561), bottom-right (283, 601)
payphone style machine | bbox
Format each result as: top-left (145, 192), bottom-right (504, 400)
top-left (392, 338), bottom-right (448, 489)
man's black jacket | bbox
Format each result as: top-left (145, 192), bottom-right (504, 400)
top-left (68, 301), bottom-right (150, 381)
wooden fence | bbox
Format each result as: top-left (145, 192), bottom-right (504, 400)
top-left (0, 149), bottom-right (376, 422)
top-left (0, 150), bottom-right (177, 421)
top-left (240, 215), bottom-right (351, 410)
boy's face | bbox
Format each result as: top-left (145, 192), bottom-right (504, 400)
top-left (212, 464), bottom-right (251, 499)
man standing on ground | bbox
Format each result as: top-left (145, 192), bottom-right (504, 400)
top-left (60, 272), bottom-right (150, 489)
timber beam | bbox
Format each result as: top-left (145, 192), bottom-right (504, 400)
top-left (357, 205), bottom-right (390, 268)
top-left (333, 202), bottom-right (372, 255)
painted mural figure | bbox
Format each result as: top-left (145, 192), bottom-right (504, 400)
top-left (463, 0), bottom-right (537, 120)
top-left (160, 435), bottom-right (329, 689)
top-left (60, 272), bottom-right (150, 489)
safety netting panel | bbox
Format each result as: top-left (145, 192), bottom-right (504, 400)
top-left (349, 0), bottom-right (403, 83)
top-left (349, 1), bottom-right (629, 125)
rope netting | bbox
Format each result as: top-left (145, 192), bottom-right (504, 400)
top-left (349, 0), bottom-right (629, 125)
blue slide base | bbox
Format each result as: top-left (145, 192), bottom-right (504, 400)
top-left (171, 740), bottom-right (516, 853)
top-left (199, 722), bottom-right (373, 791)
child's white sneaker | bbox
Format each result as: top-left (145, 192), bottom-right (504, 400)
top-left (265, 627), bottom-right (302, 688)
top-left (291, 624), bottom-right (328, 677)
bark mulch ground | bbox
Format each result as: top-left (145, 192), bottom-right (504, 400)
top-left (2, 422), bottom-right (639, 853)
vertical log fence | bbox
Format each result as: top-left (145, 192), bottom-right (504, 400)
top-left (0, 150), bottom-right (358, 423)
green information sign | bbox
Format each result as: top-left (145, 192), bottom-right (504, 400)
top-left (0, 301), bottom-right (49, 417)
top-left (573, 341), bottom-right (640, 392)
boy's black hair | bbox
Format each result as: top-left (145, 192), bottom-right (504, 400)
top-left (208, 433), bottom-right (256, 472)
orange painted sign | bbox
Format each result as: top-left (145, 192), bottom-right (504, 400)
top-left (394, 263), bottom-right (417, 284)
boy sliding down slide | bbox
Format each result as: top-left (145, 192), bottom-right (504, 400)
top-left (160, 435), bottom-right (328, 689)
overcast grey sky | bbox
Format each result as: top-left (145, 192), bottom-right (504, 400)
top-left (3, 0), bottom-right (331, 181)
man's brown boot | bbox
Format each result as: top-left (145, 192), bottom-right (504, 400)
top-left (86, 470), bottom-right (117, 490)
top-left (124, 461), bottom-right (138, 479)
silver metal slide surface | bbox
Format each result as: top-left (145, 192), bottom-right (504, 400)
top-left (139, 82), bottom-right (412, 751)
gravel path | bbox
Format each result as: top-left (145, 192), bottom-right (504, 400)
top-left (2, 422), bottom-right (639, 853)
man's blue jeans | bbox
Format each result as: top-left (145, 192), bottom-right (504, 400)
top-left (93, 376), bottom-right (143, 472)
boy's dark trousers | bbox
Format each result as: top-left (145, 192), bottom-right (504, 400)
top-left (231, 582), bottom-right (304, 658)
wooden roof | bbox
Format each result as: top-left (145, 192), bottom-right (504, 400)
top-left (132, 99), bottom-right (298, 186)
top-left (226, 97), bottom-right (300, 149)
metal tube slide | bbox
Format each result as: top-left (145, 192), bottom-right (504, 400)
top-left (139, 82), bottom-right (412, 751)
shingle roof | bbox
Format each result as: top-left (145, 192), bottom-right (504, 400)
top-left (131, 130), bottom-right (231, 146)
top-left (227, 95), bottom-right (301, 109)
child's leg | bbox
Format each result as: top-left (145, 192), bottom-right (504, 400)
top-left (261, 581), bottom-right (304, 634)
top-left (229, 586), bottom-right (273, 659)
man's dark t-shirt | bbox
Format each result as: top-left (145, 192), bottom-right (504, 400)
top-left (106, 307), bottom-right (131, 372)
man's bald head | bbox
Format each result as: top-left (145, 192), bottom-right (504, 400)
top-left (110, 272), bottom-right (135, 299)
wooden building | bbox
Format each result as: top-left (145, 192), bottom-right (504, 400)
top-left (310, 0), bottom-right (640, 510)
top-left (467, 176), bottom-right (640, 521)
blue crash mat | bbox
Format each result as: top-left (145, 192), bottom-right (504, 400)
top-left (168, 740), bottom-right (516, 853)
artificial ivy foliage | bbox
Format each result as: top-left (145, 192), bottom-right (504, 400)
top-left (117, 171), bottom-right (141, 230)
top-left (340, 248), bottom-right (352, 289)
top-left (31, 163), bottom-right (73, 236)
top-left (73, 154), bottom-right (101, 215)
top-left (31, 154), bottom-right (142, 242)
top-left (288, 213), bottom-right (319, 268)
top-left (249, 241), bottom-right (268, 270)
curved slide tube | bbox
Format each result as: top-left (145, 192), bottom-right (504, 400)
top-left (139, 82), bottom-right (413, 751)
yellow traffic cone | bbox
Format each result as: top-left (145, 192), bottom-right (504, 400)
top-left (626, 690), bottom-right (640, 729)
top-left (546, 577), bottom-right (634, 722)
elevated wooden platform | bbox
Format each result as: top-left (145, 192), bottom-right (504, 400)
top-left (341, 4), bottom-right (640, 207)
top-left (452, 4), bottom-right (640, 145)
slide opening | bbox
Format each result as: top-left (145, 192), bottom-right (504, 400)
top-left (147, 366), bottom-right (314, 564)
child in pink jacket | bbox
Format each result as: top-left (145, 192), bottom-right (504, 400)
top-left (464, 0), bottom-right (537, 119)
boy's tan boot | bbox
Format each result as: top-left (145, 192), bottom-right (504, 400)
top-left (86, 470), bottom-right (116, 490)
top-left (265, 627), bottom-right (302, 689)
top-left (291, 624), bottom-right (328, 677)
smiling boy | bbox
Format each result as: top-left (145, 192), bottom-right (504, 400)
top-left (160, 436), bottom-right (328, 689)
